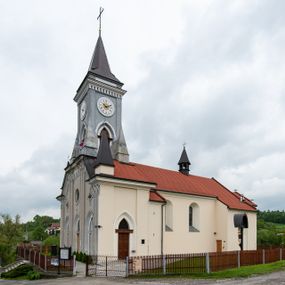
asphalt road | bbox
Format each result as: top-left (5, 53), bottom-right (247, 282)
top-left (1, 270), bottom-right (285, 285)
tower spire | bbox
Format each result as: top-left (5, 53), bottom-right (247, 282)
top-left (178, 145), bottom-right (191, 175)
top-left (88, 9), bottom-right (123, 86)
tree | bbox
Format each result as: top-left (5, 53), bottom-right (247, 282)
top-left (0, 214), bottom-right (23, 265)
top-left (24, 215), bottom-right (59, 241)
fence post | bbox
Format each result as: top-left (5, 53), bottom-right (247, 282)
top-left (45, 255), bottom-right (47, 271)
top-left (73, 254), bottom-right (76, 276)
top-left (85, 255), bottom-right (89, 277)
top-left (237, 251), bottom-right (240, 268)
top-left (205, 253), bottom-right (210, 274)
top-left (280, 248), bottom-right (282, 261)
top-left (262, 249), bottom-right (265, 264)
top-left (162, 255), bottom-right (166, 275)
top-left (125, 256), bottom-right (129, 277)
top-left (105, 256), bottom-right (108, 277)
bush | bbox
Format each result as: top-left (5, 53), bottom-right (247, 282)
top-left (27, 270), bottom-right (41, 280)
top-left (74, 251), bottom-right (87, 263)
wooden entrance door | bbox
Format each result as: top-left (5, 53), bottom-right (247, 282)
top-left (216, 240), bottom-right (222, 252)
top-left (118, 232), bottom-right (129, 259)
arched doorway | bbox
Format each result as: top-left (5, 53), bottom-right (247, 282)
top-left (115, 218), bottom-right (133, 259)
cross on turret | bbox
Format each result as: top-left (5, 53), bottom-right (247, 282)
top-left (97, 7), bottom-right (104, 37)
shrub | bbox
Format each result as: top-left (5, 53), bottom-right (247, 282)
top-left (27, 270), bottom-right (41, 280)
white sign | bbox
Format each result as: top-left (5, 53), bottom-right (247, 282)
top-left (60, 248), bottom-right (70, 260)
top-left (51, 258), bottom-right (59, 266)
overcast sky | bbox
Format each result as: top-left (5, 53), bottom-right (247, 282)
top-left (1, 0), bottom-right (285, 222)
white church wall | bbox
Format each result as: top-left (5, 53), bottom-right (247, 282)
top-left (226, 210), bottom-right (257, 251)
top-left (215, 201), bottom-right (228, 251)
top-left (147, 203), bottom-right (162, 255)
top-left (161, 192), bottom-right (216, 254)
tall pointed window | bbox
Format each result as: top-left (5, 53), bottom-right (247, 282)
top-left (119, 218), bottom-right (129, 230)
top-left (189, 203), bottom-right (199, 232)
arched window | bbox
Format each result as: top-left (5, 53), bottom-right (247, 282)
top-left (189, 203), bottom-right (199, 232)
top-left (88, 217), bottom-right (94, 255)
top-left (80, 126), bottom-right (87, 147)
top-left (119, 218), bottom-right (129, 230)
top-left (76, 220), bottom-right (80, 251)
top-left (165, 200), bottom-right (173, 231)
top-left (75, 189), bottom-right (79, 203)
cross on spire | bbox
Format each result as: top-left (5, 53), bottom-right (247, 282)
top-left (97, 7), bottom-right (104, 37)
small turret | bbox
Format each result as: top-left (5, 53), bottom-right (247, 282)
top-left (178, 146), bottom-right (191, 175)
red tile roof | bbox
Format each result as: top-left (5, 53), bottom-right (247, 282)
top-left (113, 160), bottom-right (256, 211)
top-left (149, 190), bottom-right (166, 203)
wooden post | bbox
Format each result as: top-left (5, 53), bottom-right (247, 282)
top-left (45, 255), bottom-right (47, 271)
top-left (205, 253), bottom-right (210, 273)
top-left (262, 249), bottom-right (265, 264)
top-left (280, 248), bottom-right (282, 261)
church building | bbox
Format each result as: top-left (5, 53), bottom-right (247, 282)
top-left (57, 28), bottom-right (257, 258)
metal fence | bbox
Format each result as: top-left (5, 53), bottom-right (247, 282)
top-left (17, 246), bottom-right (73, 272)
top-left (125, 248), bottom-right (285, 276)
top-left (86, 255), bottom-right (127, 277)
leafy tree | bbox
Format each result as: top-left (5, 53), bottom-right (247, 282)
top-left (0, 214), bottom-right (23, 265)
top-left (24, 215), bottom-right (59, 241)
top-left (43, 235), bottom-right (60, 247)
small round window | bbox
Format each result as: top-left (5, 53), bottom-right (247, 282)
top-left (75, 189), bottom-right (79, 202)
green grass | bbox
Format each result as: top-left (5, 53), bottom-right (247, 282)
top-left (194, 260), bottom-right (285, 279)
top-left (130, 260), bottom-right (285, 279)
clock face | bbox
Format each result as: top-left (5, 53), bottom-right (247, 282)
top-left (80, 101), bottom-right (87, 120)
top-left (97, 97), bottom-right (115, 117)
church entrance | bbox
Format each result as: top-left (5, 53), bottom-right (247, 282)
top-left (115, 218), bottom-right (133, 259)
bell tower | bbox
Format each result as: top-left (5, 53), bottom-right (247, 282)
top-left (71, 32), bottom-right (129, 163)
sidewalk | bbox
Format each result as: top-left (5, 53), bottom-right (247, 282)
top-left (74, 261), bottom-right (86, 277)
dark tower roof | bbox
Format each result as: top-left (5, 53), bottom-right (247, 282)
top-left (95, 129), bottom-right (114, 167)
top-left (178, 146), bottom-right (191, 175)
top-left (88, 36), bottom-right (123, 86)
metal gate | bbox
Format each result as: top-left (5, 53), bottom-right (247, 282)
top-left (87, 255), bottom-right (127, 277)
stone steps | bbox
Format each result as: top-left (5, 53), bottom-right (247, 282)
top-left (0, 259), bottom-right (29, 274)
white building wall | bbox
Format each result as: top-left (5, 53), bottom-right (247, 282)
top-left (227, 210), bottom-right (257, 251)
top-left (61, 168), bottom-right (257, 255)
top-left (215, 202), bottom-right (228, 251)
top-left (162, 192), bottom-right (216, 254)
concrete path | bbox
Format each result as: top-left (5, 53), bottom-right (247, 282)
top-left (0, 270), bottom-right (285, 284)
top-left (74, 261), bottom-right (86, 277)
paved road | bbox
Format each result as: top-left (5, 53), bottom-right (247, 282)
top-left (1, 270), bottom-right (285, 285)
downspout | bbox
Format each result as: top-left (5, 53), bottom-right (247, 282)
top-left (161, 203), bottom-right (166, 255)
top-left (94, 185), bottom-right (99, 256)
